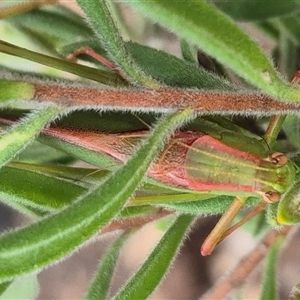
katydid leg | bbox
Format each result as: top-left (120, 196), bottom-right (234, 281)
top-left (201, 196), bottom-right (247, 256)
top-left (218, 202), bottom-right (266, 243)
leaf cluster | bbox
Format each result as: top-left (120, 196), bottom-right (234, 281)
top-left (0, 0), bottom-right (300, 299)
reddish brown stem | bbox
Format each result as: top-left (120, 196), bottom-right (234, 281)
top-left (200, 226), bottom-right (292, 300)
top-left (33, 82), bottom-right (299, 115)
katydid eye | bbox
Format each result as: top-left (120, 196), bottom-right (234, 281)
top-left (264, 191), bottom-right (281, 203)
top-left (270, 152), bottom-right (288, 166)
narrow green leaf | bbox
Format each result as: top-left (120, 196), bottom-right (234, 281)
top-left (113, 214), bottom-right (194, 300)
top-left (276, 16), bottom-right (300, 47)
top-left (259, 235), bottom-right (284, 300)
top-left (86, 232), bottom-right (131, 300)
top-left (131, 193), bottom-right (213, 208)
top-left (159, 195), bottom-right (260, 214)
top-left (283, 116), bottom-right (300, 149)
top-left (0, 39), bottom-right (127, 86)
top-left (211, 0), bottom-right (300, 21)
top-left (266, 202), bottom-right (281, 228)
top-left (0, 164), bottom-right (88, 212)
top-left (124, 0), bottom-right (300, 101)
top-left (255, 21), bottom-right (280, 41)
top-left (76, 0), bottom-right (160, 88)
top-left (0, 106), bottom-right (60, 168)
top-left (180, 39), bottom-right (197, 63)
top-left (126, 41), bottom-right (234, 90)
top-left (0, 109), bottom-right (193, 282)
top-left (0, 80), bottom-right (34, 102)
top-left (278, 33), bottom-right (297, 79)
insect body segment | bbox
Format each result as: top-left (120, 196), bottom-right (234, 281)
top-left (255, 155), bottom-right (295, 202)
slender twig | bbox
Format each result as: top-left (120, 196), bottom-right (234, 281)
top-left (200, 226), bottom-right (293, 300)
top-left (264, 115), bottom-right (286, 146)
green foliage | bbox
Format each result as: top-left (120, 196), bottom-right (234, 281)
top-left (0, 80), bottom-right (34, 102)
top-left (113, 214), bottom-right (194, 299)
top-left (123, 0), bottom-right (300, 101)
top-left (0, 1), bottom-right (299, 299)
top-left (211, 0), bottom-right (300, 21)
top-left (259, 235), bottom-right (284, 300)
top-left (0, 106), bottom-right (61, 167)
top-left (86, 232), bottom-right (131, 300)
top-left (76, 0), bottom-right (160, 88)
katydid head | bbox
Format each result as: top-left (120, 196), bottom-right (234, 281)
top-left (257, 153), bottom-right (295, 203)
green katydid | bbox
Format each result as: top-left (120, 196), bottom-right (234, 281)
top-left (36, 114), bottom-right (299, 255)
top-left (0, 112), bottom-right (296, 255)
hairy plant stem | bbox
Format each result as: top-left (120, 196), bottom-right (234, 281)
top-left (200, 226), bottom-right (292, 300)
top-left (29, 81), bottom-right (300, 115)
